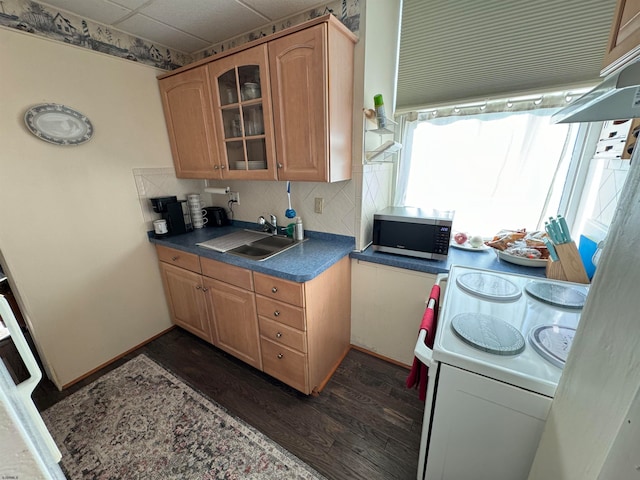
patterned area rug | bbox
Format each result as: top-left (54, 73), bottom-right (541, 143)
top-left (42, 354), bottom-right (325, 479)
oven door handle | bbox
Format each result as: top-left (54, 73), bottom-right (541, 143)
top-left (415, 329), bottom-right (434, 366)
top-left (414, 273), bottom-right (448, 366)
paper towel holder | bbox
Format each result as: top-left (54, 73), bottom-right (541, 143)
top-left (204, 187), bottom-right (230, 195)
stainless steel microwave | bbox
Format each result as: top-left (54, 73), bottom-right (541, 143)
top-left (372, 207), bottom-right (454, 260)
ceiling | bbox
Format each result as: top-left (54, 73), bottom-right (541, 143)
top-left (40, 0), bottom-right (330, 54)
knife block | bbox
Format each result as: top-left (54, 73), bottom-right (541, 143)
top-left (546, 242), bottom-right (590, 284)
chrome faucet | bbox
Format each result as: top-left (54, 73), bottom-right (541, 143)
top-left (258, 214), bottom-right (278, 234)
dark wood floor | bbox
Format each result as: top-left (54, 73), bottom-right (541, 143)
top-left (32, 328), bottom-right (425, 480)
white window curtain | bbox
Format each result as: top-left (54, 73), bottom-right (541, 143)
top-left (395, 109), bottom-right (578, 237)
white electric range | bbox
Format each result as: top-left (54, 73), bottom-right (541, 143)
top-left (415, 265), bottom-right (589, 480)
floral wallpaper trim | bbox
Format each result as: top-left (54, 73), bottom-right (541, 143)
top-left (0, 0), bottom-right (360, 70)
top-left (193, 0), bottom-right (360, 60)
top-left (0, 0), bottom-right (192, 69)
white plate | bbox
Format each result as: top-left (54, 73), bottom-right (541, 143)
top-left (496, 249), bottom-right (548, 267)
top-left (234, 160), bottom-right (266, 170)
top-left (450, 241), bottom-right (490, 251)
top-left (24, 104), bottom-right (93, 145)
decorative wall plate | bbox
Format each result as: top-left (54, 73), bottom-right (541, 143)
top-left (24, 104), bottom-right (93, 145)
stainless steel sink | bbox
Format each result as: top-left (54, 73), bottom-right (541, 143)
top-left (227, 235), bottom-right (304, 261)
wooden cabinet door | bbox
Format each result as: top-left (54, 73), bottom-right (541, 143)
top-left (203, 277), bottom-right (262, 370)
top-left (602, 0), bottom-right (640, 74)
top-left (208, 45), bottom-right (277, 180)
top-left (269, 25), bottom-right (328, 181)
top-left (158, 66), bottom-right (220, 179)
top-left (159, 262), bottom-right (211, 342)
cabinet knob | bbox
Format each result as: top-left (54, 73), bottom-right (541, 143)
top-left (277, 353), bottom-right (284, 359)
top-left (273, 310), bottom-right (280, 317)
top-left (214, 165), bottom-right (219, 170)
top-left (171, 256), bottom-right (179, 261)
top-left (195, 285), bottom-right (202, 290)
top-left (220, 165), bottom-right (226, 170)
top-left (202, 287), bottom-right (208, 292)
top-left (271, 286), bottom-right (278, 293)
top-left (277, 163), bottom-right (283, 169)
top-left (276, 332), bottom-right (282, 338)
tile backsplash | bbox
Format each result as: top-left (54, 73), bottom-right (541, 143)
top-left (132, 168), bottom-right (205, 227)
top-left (591, 159), bottom-right (631, 226)
top-left (203, 178), bottom-right (357, 237)
top-left (132, 163), bottom-right (396, 251)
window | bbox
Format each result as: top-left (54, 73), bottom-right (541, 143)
top-left (395, 107), bottom-right (580, 238)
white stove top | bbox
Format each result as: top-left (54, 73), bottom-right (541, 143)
top-left (433, 265), bottom-right (589, 397)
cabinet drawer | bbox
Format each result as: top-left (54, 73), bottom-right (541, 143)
top-left (256, 295), bottom-right (305, 330)
top-left (259, 316), bottom-right (307, 352)
top-left (156, 245), bottom-right (201, 273)
top-left (261, 337), bottom-right (308, 393)
top-left (253, 273), bottom-right (304, 307)
top-left (201, 257), bottom-right (253, 290)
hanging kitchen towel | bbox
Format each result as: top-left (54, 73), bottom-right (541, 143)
top-left (406, 284), bottom-right (440, 401)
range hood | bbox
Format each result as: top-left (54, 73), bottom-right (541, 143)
top-left (553, 60), bottom-right (640, 123)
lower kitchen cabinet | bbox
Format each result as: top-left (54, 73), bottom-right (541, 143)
top-left (156, 246), bottom-right (350, 395)
top-left (201, 258), bottom-right (262, 370)
top-left (158, 262), bottom-right (211, 342)
top-left (254, 256), bottom-right (351, 395)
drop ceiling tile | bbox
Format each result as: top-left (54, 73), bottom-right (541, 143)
top-left (242, 0), bottom-right (327, 20)
top-left (139, 0), bottom-right (267, 44)
top-left (111, 0), bottom-right (150, 9)
top-left (41, 0), bottom-right (132, 24)
top-left (116, 13), bottom-right (210, 53)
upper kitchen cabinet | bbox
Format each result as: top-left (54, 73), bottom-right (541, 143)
top-left (158, 67), bottom-right (220, 179)
top-left (208, 45), bottom-right (277, 180)
top-left (156, 14), bottom-right (356, 182)
top-left (269, 19), bottom-right (356, 182)
top-left (602, 0), bottom-right (640, 74)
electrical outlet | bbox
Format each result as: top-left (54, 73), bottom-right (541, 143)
top-left (314, 197), bottom-right (324, 214)
top-left (229, 191), bottom-right (240, 205)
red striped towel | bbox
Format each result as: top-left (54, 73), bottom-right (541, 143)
top-left (406, 284), bottom-right (440, 401)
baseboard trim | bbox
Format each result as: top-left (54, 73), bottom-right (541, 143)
top-left (61, 325), bottom-right (176, 389)
top-left (350, 344), bottom-right (411, 370)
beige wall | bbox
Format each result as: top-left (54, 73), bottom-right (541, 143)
top-left (0, 28), bottom-right (173, 388)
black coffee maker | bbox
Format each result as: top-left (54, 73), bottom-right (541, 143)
top-left (150, 196), bottom-right (193, 235)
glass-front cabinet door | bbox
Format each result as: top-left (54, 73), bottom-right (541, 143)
top-left (208, 45), bottom-right (276, 179)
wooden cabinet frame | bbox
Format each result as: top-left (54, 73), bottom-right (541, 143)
top-left (156, 245), bottom-right (350, 395)
top-left (157, 14), bottom-right (356, 182)
top-left (602, 0), bottom-right (640, 75)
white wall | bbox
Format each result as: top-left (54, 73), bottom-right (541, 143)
top-left (528, 138), bottom-right (640, 478)
top-left (0, 28), bottom-right (173, 388)
top-left (358, 0), bottom-right (402, 249)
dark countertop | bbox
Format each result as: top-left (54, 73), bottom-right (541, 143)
top-left (350, 244), bottom-right (547, 278)
top-left (149, 222), bottom-right (547, 282)
top-left (148, 221), bottom-right (355, 282)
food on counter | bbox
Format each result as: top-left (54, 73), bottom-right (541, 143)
top-left (486, 229), bottom-right (549, 259)
top-left (505, 246), bottom-right (542, 259)
top-left (454, 232), bottom-right (468, 245)
top-left (469, 235), bottom-right (484, 248)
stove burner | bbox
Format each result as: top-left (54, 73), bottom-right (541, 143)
top-left (529, 324), bottom-right (576, 368)
top-left (525, 281), bottom-right (586, 309)
top-left (451, 313), bottom-right (525, 355)
top-left (456, 273), bottom-right (522, 302)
